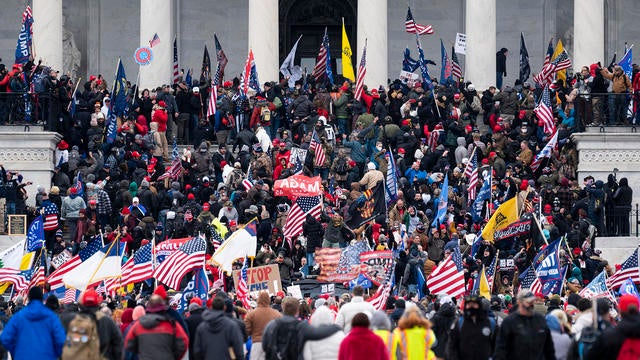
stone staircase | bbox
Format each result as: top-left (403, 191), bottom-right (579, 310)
top-left (596, 236), bottom-right (640, 266)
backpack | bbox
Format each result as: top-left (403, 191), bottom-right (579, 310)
top-left (33, 67), bottom-right (50, 94)
top-left (617, 338), bottom-right (640, 360)
top-left (260, 106), bottom-right (272, 125)
top-left (266, 319), bottom-right (299, 360)
top-left (334, 157), bottom-right (349, 175)
top-left (577, 326), bottom-right (600, 360)
top-left (143, 130), bottom-right (156, 150)
top-left (62, 312), bottom-right (103, 360)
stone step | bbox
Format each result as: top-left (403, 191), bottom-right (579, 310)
top-left (584, 125), bottom-right (640, 133)
top-left (0, 124), bottom-right (45, 132)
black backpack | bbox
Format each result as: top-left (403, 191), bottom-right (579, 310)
top-left (334, 157), bottom-right (349, 175)
top-left (266, 319), bottom-right (299, 360)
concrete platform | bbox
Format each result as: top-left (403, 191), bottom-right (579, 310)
top-left (584, 125), bottom-right (639, 133)
top-left (596, 236), bottom-right (640, 266)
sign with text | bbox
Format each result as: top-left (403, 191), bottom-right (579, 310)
top-left (8, 215), bottom-right (26, 236)
top-left (273, 175), bottom-right (322, 198)
top-left (51, 250), bottom-right (73, 269)
top-left (233, 264), bottom-right (281, 296)
top-left (399, 71), bottom-right (419, 87)
top-left (455, 33), bottom-right (467, 54)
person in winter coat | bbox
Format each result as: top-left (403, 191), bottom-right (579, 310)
top-left (193, 297), bottom-right (245, 360)
top-left (392, 307), bottom-right (436, 360)
top-left (303, 213), bottom-right (325, 265)
top-left (61, 187), bottom-right (86, 243)
top-left (152, 100), bottom-right (169, 159)
top-left (447, 295), bottom-right (497, 360)
top-left (338, 313), bottom-right (388, 360)
top-left (335, 286), bottom-right (375, 333)
top-left (613, 177), bottom-right (633, 236)
top-left (303, 306), bottom-right (345, 360)
top-left (0, 287), bottom-right (66, 360)
top-left (323, 214), bottom-right (353, 248)
top-left (546, 311), bottom-right (571, 360)
top-left (496, 48), bottom-right (508, 90)
top-left (431, 301), bottom-right (457, 359)
top-left (586, 294), bottom-right (640, 360)
top-left (244, 291), bottom-right (281, 360)
top-left (185, 299), bottom-right (206, 360)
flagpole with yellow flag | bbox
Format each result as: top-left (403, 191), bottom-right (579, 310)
top-left (341, 18), bottom-right (355, 81)
top-left (481, 196), bottom-right (519, 243)
top-left (479, 265), bottom-right (491, 299)
top-left (552, 39), bottom-right (566, 84)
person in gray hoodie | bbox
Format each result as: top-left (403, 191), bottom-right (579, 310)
top-left (454, 137), bottom-right (468, 166)
top-left (193, 297), bottom-right (245, 360)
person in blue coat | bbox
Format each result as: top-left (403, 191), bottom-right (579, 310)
top-left (0, 286), bottom-right (66, 360)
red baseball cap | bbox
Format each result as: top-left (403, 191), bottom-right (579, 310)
top-left (619, 294), bottom-right (640, 313)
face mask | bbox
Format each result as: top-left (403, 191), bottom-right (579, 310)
top-left (464, 307), bottom-right (480, 318)
top-left (409, 110), bottom-right (418, 117)
top-left (376, 146), bottom-right (382, 151)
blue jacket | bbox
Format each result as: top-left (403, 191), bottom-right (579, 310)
top-left (0, 301), bottom-right (66, 360)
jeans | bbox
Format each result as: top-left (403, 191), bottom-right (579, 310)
top-left (336, 117), bottom-right (348, 135)
top-left (496, 72), bottom-right (504, 90)
top-left (314, 167), bottom-right (329, 180)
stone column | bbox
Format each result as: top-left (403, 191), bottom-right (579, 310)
top-left (248, 0), bottom-right (279, 85)
top-left (357, 0), bottom-right (388, 89)
top-left (465, 0), bottom-right (496, 91)
top-left (32, 0), bottom-right (63, 72)
top-left (574, 0), bottom-right (604, 71)
top-left (139, 0), bottom-right (174, 90)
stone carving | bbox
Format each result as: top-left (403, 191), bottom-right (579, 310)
top-left (580, 149), bottom-right (640, 163)
top-left (63, 16), bottom-right (81, 79)
top-left (0, 149), bottom-right (50, 162)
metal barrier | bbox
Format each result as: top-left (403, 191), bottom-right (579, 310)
top-left (574, 92), bottom-right (638, 130)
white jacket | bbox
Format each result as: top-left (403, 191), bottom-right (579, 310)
top-left (335, 296), bottom-right (375, 333)
top-left (303, 307), bottom-right (345, 360)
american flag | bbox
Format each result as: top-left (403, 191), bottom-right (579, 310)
top-left (310, 130), bottom-right (326, 167)
top-left (428, 127), bottom-right (443, 152)
top-left (426, 247), bottom-right (466, 298)
top-left (313, 28), bottom-right (330, 82)
top-left (405, 7), bottom-right (434, 35)
top-left (0, 269), bottom-right (32, 292)
top-left (607, 248), bottom-right (640, 290)
top-left (354, 40), bottom-right (367, 101)
top-left (242, 179), bottom-right (254, 191)
top-left (75, 172), bottom-right (84, 197)
top-left (441, 40), bottom-right (452, 82)
top-left (464, 151), bottom-right (479, 202)
top-left (120, 243), bottom-right (153, 286)
top-left (580, 271), bottom-right (616, 303)
top-left (209, 227), bottom-right (224, 252)
top-left (214, 34), bottom-right (228, 86)
top-left (157, 158), bottom-right (183, 181)
top-left (149, 33), bottom-right (160, 48)
top-left (173, 37), bottom-right (179, 84)
top-left (283, 196), bottom-right (322, 245)
top-left (241, 50), bottom-right (259, 95)
top-left (237, 257), bottom-right (250, 309)
top-left (451, 47), bottom-right (462, 79)
top-left (22, 5), bottom-right (32, 21)
top-left (47, 236), bottom-right (103, 290)
top-left (486, 254), bottom-right (498, 291)
top-left (63, 288), bottom-right (78, 304)
top-left (42, 202), bottom-right (59, 231)
top-left (518, 265), bottom-right (542, 294)
top-left (530, 130), bottom-right (558, 172)
top-left (154, 235), bottom-right (206, 290)
top-left (534, 47), bottom-right (572, 87)
top-left (534, 86), bottom-right (555, 135)
top-left (533, 39), bottom-right (554, 86)
top-left (367, 267), bottom-right (395, 311)
top-left (206, 82), bottom-right (217, 117)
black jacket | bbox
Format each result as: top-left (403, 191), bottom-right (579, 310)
top-left (262, 315), bottom-right (340, 360)
top-left (193, 310), bottom-right (244, 360)
top-left (302, 214), bottom-right (324, 253)
top-left (494, 312), bottom-right (556, 360)
top-left (585, 313), bottom-right (640, 360)
top-left (496, 50), bottom-right (508, 76)
top-left (185, 308), bottom-right (205, 360)
top-left (448, 313), bottom-right (497, 360)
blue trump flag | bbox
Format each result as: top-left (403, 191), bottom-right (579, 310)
top-left (177, 268), bottom-right (209, 313)
top-left (112, 59), bottom-right (129, 117)
top-left (15, 6), bottom-right (33, 65)
top-left (534, 239), bottom-right (564, 295)
top-left (349, 274), bottom-right (373, 289)
top-left (620, 277), bottom-right (640, 298)
top-left (416, 35), bottom-right (434, 91)
top-left (431, 173), bottom-right (449, 227)
top-left (185, 69), bottom-right (192, 87)
top-left (440, 39), bottom-right (452, 85)
top-left (619, 46), bottom-right (633, 80)
top-left (26, 216), bottom-right (44, 252)
top-left (385, 148), bottom-right (398, 205)
top-left (472, 174), bottom-right (492, 223)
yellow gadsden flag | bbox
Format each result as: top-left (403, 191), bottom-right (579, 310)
top-left (481, 196), bottom-right (519, 242)
top-left (341, 20), bottom-right (355, 81)
top-left (479, 265), bottom-right (491, 299)
top-left (552, 39), bottom-right (566, 84)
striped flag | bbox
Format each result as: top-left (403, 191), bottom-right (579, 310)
top-left (154, 235), bottom-right (206, 290)
top-left (534, 86), bottom-right (555, 135)
top-left (354, 40), bottom-right (367, 101)
top-left (120, 243), bottom-right (153, 286)
top-left (283, 196), bottom-right (322, 245)
top-left (518, 265), bottom-right (542, 294)
top-left (530, 130), bottom-right (558, 172)
top-left (47, 236), bottom-right (103, 290)
top-left (173, 37), bottom-right (179, 84)
top-left (157, 158), bottom-right (183, 181)
top-left (313, 28), bottom-right (331, 83)
top-left (242, 179), bottom-right (254, 191)
top-left (310, 130), bottom-right (326, 167)
top-left (0, 269), bottom-right (32, 292)
top-left (206, 82), bottom-right (217, 117)
top-left (237, 257), bottom-right (250, 309)
top-left (241, 49), bottom-right (259, 95)
top-left (405, 7), bottom-right (434, 35)
top-left (607, 248), bottom-right (640, 290)
top-left (213, 34), bottom-right (228, 86)
top-left (464, 151), bottom-right (479, 202)
top-left (580, 271), bottom-right (616, 302)
top-left (42, 202), bottom-right (59, 231)
top-left (533, 39), bottom-right (554, 86)
top-left (426, 247), bottom-right (466, 298)
top-left (533, 47), bottom-right (572, 87)
top-left (451, 47), bottom-right (462, 79)
top-left (63, 288), bottom-right (78, 304)
top-left (486, 254), bottom-right (498, 291)
top-left (367, 267), bottom-right (395, 311)
top-left (149, 33), bottom-right (160, 48)
top-left (385, 148), bottom-right (398, 204)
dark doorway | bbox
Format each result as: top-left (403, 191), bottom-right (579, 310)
top-left (279, 0), bottom-right (357, 80)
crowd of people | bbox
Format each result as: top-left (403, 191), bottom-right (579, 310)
top-left (0, 42), bottom-right (637, 359)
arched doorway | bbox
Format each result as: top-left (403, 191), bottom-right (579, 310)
top-left (279, 0), bottom-right (357, 81)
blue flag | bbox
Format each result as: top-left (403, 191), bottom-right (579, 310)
top-left (431, 173), bottom-right (449, 227)
top-left (403, 47), bottom-right (420, 72)
top-left (177, 268), bottom-right (209, 313)
top-left (349, 274), bottom-right (373, 289)
top-left (112, 59), bottom-right (129, 117)
top-left (416, 267), bottom-right (426, 299)
top-left (440, 39), bottom-right (452, 84)
top-left (15, 7), bottom-right (33, 65)
top-left (416, 36), bottom-right (434, 91)
top-left (534, 239), bottom-right (564, 295)
top-left (385, 148), bottom-right (398, 205)
top-left (26, 216), bottom-right (44, 252)
top-left (619, 46), bottom-right (633, 80)
top-left (472, 174), bottom-right (492, 223)
top-left (323, 30), bottom-right (334, 85)
top-left (185, 69), bottom-right (193, 87)
top-left (620, 277), bottom-right (640, 298)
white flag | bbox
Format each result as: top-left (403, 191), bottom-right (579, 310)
top-left (280, 35), bottom-right (303, 88)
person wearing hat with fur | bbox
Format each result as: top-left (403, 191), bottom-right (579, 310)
top-left (125, 286), bottom-right (188, 360)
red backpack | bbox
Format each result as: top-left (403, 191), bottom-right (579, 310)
top-left (617, 338), bottom-right (640, 360)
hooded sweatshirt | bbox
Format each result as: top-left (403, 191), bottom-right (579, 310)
top-left (193, 310), bottom-right (245, 360)
top-left (244, 292), bottom-right (282, 343)
top-left (125, 311), bottom-right (189, 360)
top-left (303, 306), bottom-right (345, 360)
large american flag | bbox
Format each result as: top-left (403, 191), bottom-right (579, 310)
top-left (0, 269), bottom-right (32, 292)
top-left (367, 267), bottom-right (394, 311)
top-left (534, 86), bottom-right (555, 135)
top-left (154, 235), bottom-right (206, 290)
top-left (464, 151), bottom-right (479, 202)
top-left (426, 247), bottom-right (466, 298)
top-left (310, 130), bottom-right (326, 167)
top-left (354, 41), bottom-right (367, 102)
top-left (42, 202), bottom-right (59, 231)
top-left (533, 39), bottom-right (554, 86)
top-left (405, 7), bottom-right (434, 35)
top-left (237, 257), bottom-right (250, 309)
top-left (451, 47), bottom-right (462, 79)
top-left (313, 28), bottom-right (330, 82)
top-left (172, 37), bottom-right (179, 84)
top-left (283, 196), bottom-right (322, 245)
top-left (530, 130), bottom-right (558, 172)
top-left (120, 243), bottom-right (153, 286)
top-left (607, 248), bottom-right (640, 289)
top-left (47, 236), bottom-right (103, 290)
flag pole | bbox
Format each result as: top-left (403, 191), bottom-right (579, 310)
top-left (66, 77), bottom-right (82, 112)
top-left (84, 235), bottom-right (119, 291)
top-left (152, 232), bottom-right (158, 288)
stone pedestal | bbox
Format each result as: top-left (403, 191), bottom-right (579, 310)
top-left (33, 0), bottom-right (63, 71)
top-left (465, 0), bottom-right (496, 91)
top-left (0, 132), bottom-right (62, 207)
top-left (574, 0), bottom-right (604, 72)
top-left (139, 0), bottom-right (174, 90)
top-left (573, 132), bottom-right (640, 206)
top-left (357, 0), bottom-right (388, 89)
top-left (248, 0), bottom-right (279, 85)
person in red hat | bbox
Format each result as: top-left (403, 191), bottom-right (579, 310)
top-left (151, 99), bottom-right (169, 159)
top-left (586, 294), bottom-right (640, 360)
top-left (125, 286), bottom-right (189, 359)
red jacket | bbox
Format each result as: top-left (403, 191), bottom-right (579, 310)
top-left (339, 327), bottom-right (389, 360)
top-left (125, 312), bottom-right (188, 359)
top-left (152, 109), bottom-right (168, 132)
